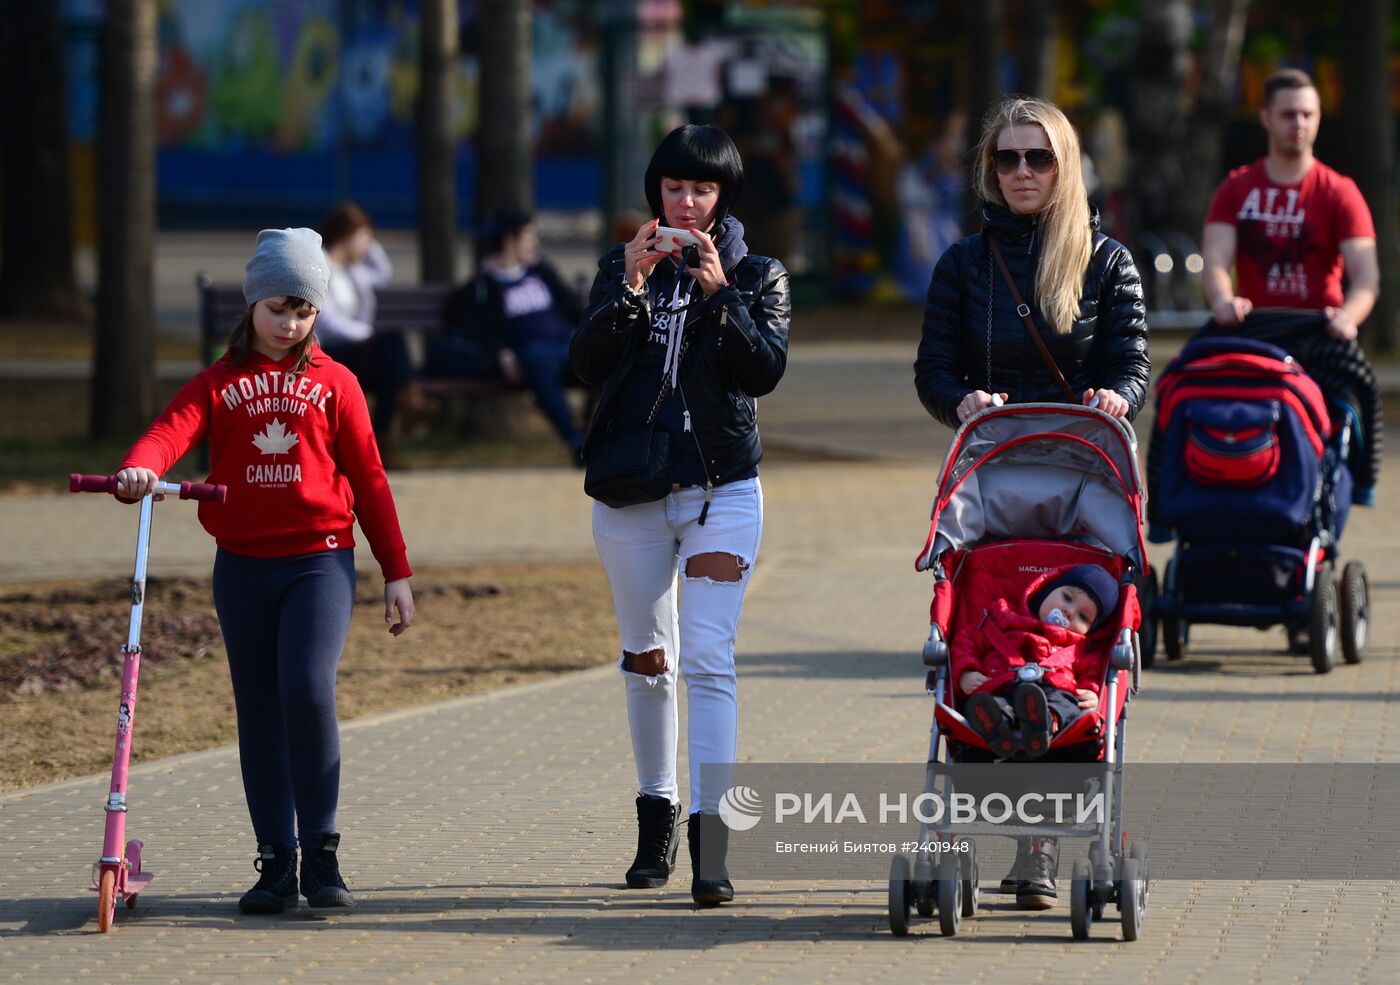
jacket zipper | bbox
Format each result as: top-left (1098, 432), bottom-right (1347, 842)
top-left (678, 379), bottom-right (715, 525)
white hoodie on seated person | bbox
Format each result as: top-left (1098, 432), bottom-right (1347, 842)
top-left (317, 239), bottom-right (393, 345)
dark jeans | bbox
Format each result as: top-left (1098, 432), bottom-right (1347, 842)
top-left (423, 336), bottom-right (497, 379)
top-left (516, 340), bottom-right (584, 449)
top-left (212, 548), bottom-right (355, 848)
top-left (424, 337), bottom-right (584, 450)
top-left (322, 331), bottom-right (414, 437)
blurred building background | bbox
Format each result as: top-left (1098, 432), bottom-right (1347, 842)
top-left (4, 0), bottom-right (1397, 436)
top-left (41, 1), bottom-right (1397, 307)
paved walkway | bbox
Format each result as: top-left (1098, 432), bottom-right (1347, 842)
top-left (2, 345), bottom-right (1398, 983)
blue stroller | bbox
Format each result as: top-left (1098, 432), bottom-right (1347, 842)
top-left (1147, 333), bottom-right (1368, 673)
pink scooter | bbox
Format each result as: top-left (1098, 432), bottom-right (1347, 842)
top-left (69, 473), bottom-right (226, 932)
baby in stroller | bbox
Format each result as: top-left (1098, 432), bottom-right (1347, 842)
top-left (954, 564), bottom-right (1117, 759)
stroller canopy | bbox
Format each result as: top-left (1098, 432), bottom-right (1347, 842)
top-left (916, 404), bottom-right (1147, 572)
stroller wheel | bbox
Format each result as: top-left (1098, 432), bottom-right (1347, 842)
top-left (1136, 571), bottom-right (1158, 669)
top-left (1309, 575), bottom-right (1338, 674)
top-left (1118, 857), bottom-right (1146, 941)
top-left (960, 841), bottom-right (979, 917)
top-left (1162, 613), bottom-right (1188, 662)
top-left (1161, 561), bottom-right (1187, 661)
top-left (913, 855), bottom-right (935, 918)
top-left (1339, 561), bottom-right (1368, 665)
top-left (1286, 625), bottom-right (1310, 655)
top-left (887, 854), bottom-right (912, 936)
top-left (1070, 857), bottom-right (1093, 940)
top-left (936, 853), bottom-right (961, 937)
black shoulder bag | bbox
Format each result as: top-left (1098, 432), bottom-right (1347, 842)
top-left (988, 238), bottom-right (1078, 403)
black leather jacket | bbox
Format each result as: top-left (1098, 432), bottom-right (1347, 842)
top-left (914, 205), bottom-right (1150, 428)
top-left (571, 235), bottom-right (790, 488)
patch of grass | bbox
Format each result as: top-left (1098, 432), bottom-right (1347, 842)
top-left (0, 562), bottom-right (617, 791)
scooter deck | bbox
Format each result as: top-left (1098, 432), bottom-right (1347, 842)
top-left (88, 872), bottom-right (155, 894)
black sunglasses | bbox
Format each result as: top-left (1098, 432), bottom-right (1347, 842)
top-left (994, 148), bottom-right (1057, 175)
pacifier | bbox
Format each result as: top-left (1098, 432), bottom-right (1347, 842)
top-left (1045, 607), bottom-right (1070, 629)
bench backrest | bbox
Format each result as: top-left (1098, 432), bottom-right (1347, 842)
top-left (197, 276), bottom-right (452, 364)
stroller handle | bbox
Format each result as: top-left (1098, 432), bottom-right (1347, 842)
top-left (69, 474), bottom-right (228, 503)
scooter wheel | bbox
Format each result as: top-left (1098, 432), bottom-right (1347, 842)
top-left (97, 869), bottom-right (117, 932)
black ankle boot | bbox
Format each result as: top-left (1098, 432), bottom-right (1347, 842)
top-left (300, 833), bottom-right (354, 908)
top-left (626, 795), bottom-right (681, 888)
top-left (1000, 838), bottom-right (1031, 893)
top-left (1016, 837), bottom-right (1060, 910)
top-left (239, 843), bottom-right (298, 914)
top-left (687, 812), bottom-right (734, 906)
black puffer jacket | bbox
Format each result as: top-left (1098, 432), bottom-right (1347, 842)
top-left (914, 205), bottom-right (1150, 428)
top-left (571, 217), bottom-right (790, 487)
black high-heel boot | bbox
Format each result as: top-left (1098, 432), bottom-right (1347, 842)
top-left (687, 812), bottom-right (734, 906)
top-left (625, 795), bottom-right (681, 888)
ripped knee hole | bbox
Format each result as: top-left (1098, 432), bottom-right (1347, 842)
top-left (684, 552), bottom-right (750, 583)
top-left (622, 647), bottom-right (668, 676)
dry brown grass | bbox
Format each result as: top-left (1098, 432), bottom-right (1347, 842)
top-left (0, 562), bottom-right (617, 791)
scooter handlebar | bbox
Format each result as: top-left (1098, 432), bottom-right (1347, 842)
top-left (69, 473), bottom-right (119, 493)
top-left (69, 473), bottom-right (227, 503)
top-left (177, 481), bottom-right (227, 503)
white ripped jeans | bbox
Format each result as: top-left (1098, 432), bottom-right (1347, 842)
top-left (591, 477), bottom-right (763, 813)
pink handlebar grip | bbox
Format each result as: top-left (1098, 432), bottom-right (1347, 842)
top-left (69, 473), bottom-right (118, 494)
top-left (178, 481), bottom-right (227, 503)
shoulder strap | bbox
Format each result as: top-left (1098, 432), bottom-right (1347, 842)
top-left (987, 238), bottom-right (1077, 403)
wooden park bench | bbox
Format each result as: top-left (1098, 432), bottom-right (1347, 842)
top-left (196, 272), bottom-right (591, 399)
top-left (195, 273), bottom-right (592, 462)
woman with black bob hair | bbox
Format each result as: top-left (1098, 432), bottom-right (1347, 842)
top-left (571, 124), bottom-right (790, 906)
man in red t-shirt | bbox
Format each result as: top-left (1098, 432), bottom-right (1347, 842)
top-left (1202, 68), bottom-right (1379, 341)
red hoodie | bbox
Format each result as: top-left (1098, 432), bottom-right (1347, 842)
top-left (121, 345), bottom-right (411, 581)
top-left (950, 567), bottom-right (1108, 698)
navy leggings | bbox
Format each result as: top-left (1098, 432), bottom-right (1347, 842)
top-left (212, 548), bottom-right (355, 848)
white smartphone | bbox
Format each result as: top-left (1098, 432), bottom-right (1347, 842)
top-left (655, 226), bottom-right (701, 254)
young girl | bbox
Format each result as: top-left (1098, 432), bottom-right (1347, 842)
top-left (114, 228), bottom-right (415, 914)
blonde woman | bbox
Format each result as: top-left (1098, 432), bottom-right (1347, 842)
top-left (915, 97), bottom-right (1149, 428)
top-left (913, 97), bottom-right (1149, 911)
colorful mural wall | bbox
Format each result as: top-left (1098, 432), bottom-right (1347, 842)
top-left (63, 0), bottom-right (604, 226)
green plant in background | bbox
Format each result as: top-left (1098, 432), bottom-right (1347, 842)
top-left (208, 7), bottom-right (281, 143)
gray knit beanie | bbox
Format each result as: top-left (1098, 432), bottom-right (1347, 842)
top-left (243, 228), bottom-right (329, 310)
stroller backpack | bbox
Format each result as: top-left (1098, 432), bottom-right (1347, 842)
top-left (1153, 338), bottom-right (1330, 544)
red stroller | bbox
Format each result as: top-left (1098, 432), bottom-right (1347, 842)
top-left (889, 404), bottom-right (1150, 941)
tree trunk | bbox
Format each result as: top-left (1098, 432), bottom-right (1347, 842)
top-left (600, 0), bottom-right (643, 254)
top-left (1182, 0), bottom-right (1250, 244)
top-left (1018, 0), bottom-right (1058, 100)
top-left (418, 0), bottom-right (459, 284)
top-left (0, 0), bottom-right (86, 319)
top-left (476, 0), bottom-right (533, 263)
top-left (91, 0), bottom-right (157, 439)
top-left (1338, 0), bottom-right (1396, 351)
top-left (962, 0), bottom-right (1005, 233)
top-left (1126, 0), bottom-right (1192, 243)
